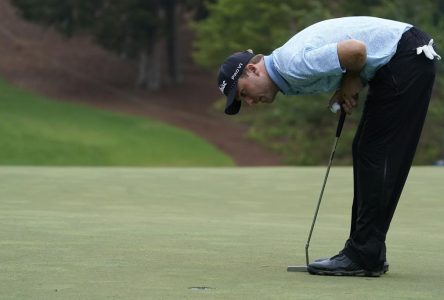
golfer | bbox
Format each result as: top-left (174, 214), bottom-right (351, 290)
top-left (217, 16), bottom-right (440, 276)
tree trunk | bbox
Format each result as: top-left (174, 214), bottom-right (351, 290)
top-left (137, 41), bottom-right (162, 90)
top-left (164, 0), bottom-right (181, 85)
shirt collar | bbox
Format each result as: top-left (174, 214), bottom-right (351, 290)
top-left (264, 55), bottom-right (289, 94)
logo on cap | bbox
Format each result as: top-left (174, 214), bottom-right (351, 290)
top-left (231, 63), bottom-right (243, 80)
top-left (219, 80), bottom-right (227, 93)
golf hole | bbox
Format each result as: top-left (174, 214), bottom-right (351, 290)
top-left (189, 287), bottom-right (213, 291)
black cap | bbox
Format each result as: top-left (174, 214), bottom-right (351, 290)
top-left (217, 50), bottom-right (255, 115)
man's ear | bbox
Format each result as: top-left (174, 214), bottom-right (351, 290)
top-left (246, 63), bottom-right (259, 76)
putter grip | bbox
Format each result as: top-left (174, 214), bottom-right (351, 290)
top-left (336, 110), bottom-right (346, 138)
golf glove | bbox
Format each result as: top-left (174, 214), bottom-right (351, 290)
top-left (416, 39), bottom-right (441, 60)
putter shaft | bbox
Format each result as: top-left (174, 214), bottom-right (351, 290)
top-left (305, 136), bottom-right (340, 266)
top-left (288, 111), bottom-right (346, 273)
top-left (305, 111), bottom-right (346, 266)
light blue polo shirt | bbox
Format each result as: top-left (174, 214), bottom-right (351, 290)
top-left (264, 16), bottom-right (412, 95)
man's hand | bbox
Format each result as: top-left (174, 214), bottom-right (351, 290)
top-left (329, 94), bottom-right (358, 115)
top-left (329, 91), bottom-right (353, 114)
top-left (329, 74), bottom-right (363, 114)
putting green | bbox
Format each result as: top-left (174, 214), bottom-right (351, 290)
top-left (0, 167), bottom-right (443, 299)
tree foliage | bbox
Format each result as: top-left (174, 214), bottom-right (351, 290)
top-left (12, 0), bottom-right (182, 89)
top-left (194, 0), bottom-right (444, 165)
top-left (193, 0), bottom-right (331, 68)
top-left (11, 0), bottom-right (102, 36)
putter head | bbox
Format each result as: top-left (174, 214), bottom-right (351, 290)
top-left (287, 265), bottom-right (307, 272)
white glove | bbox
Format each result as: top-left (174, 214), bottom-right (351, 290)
top-left (417, 39), bottom-right (441, 60)
top-left (330, 102), bottom-right (341, 113)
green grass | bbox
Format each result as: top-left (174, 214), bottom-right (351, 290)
top-left (0, 166), bottom-right (443, 299)
top-left (0, 79), bottom-right (233, 166)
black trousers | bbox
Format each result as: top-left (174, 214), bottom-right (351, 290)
top-left (343, 27), bottom-right (437, 271)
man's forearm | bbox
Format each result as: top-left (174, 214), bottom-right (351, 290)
top-left (335, 40), bottom-right (367, 114)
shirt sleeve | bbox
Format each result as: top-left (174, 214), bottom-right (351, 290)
top-left (297, 43), bottom-right (346, 78)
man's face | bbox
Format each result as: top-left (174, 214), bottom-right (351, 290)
top-left (236, 64), bottom-right (277, 106)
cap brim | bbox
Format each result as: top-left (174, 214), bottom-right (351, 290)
top-left (224, 85), bottom-right (241, 115)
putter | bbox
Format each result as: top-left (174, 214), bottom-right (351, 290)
top-left (287, 105), bottom-right (346, 272)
